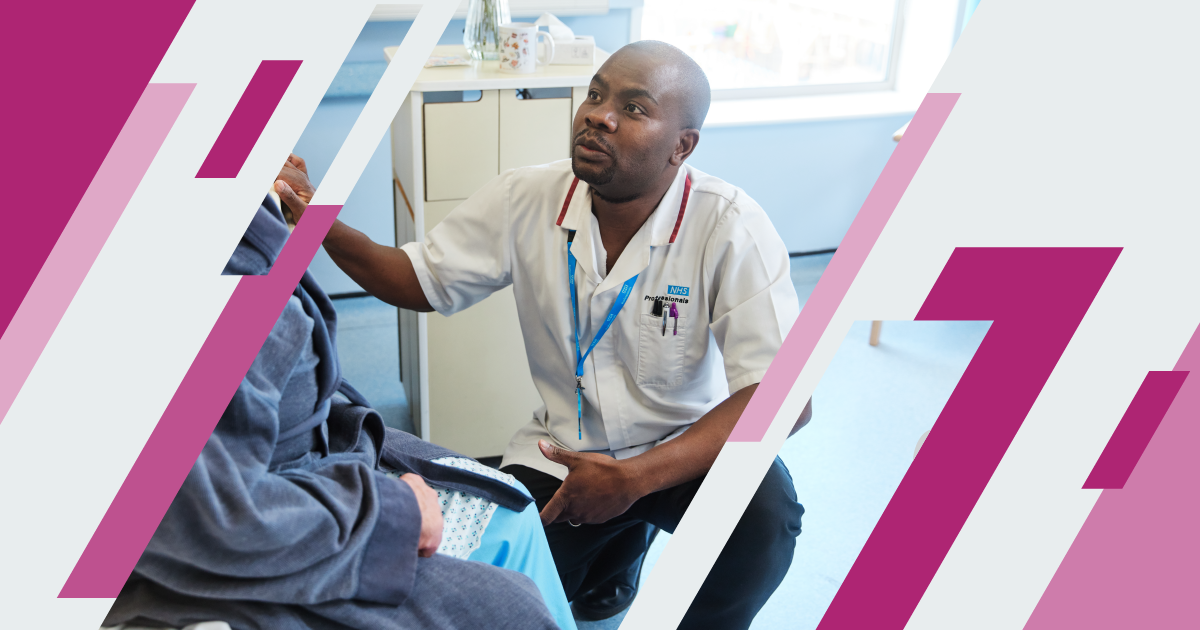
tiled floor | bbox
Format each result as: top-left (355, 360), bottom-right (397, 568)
top-left (333, 252), bottom-right (990, 629)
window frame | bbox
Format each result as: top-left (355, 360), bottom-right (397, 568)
top-left (637, 0), bottom-right (909, 101)
top-left (370, 1), bottom-right (610, 22)
top-left (691, 0), bottom-right (961, 127)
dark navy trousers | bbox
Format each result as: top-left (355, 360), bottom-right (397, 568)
top-left (503, 457), bottom-right (803, 630)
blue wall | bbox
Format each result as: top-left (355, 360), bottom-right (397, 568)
top-left (689, 115), bottom-right (908, 254)
top-left (298, 8), bottom-right (906, 292)
top-left (293, 97), bottom-right (391, 295)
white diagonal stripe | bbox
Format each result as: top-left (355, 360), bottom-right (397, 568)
top-left (312, 0), bottom-right (461, 206)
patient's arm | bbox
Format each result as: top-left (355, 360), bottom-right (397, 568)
top-left (138, 297), bottom-right (431, 606)
top-left (275, 160), bottom-right (433, 313)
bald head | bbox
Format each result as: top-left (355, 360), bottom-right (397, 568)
top-left (570, 40), bottom-right (709, 203)
top-left (611, 41), bottom-right (711, 131)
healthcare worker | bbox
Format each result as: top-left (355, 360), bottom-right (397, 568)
top-left (276, 40), bottom-right (811, 630)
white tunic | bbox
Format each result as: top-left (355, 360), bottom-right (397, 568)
top-left (400, 160), bottom-right (799, 479)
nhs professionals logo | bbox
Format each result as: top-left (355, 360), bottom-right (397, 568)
top-left (644, 285), bottom-right (691, 307)
top-left (667, 285), bottom-right (690, 297)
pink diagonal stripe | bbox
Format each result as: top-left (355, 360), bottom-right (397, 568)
top-left (728, 93), bottom-right (960, 442)
top-left (1024, 326), bottom-right (1200, 630)
top-left (0, 83), bottom-right (194, 427)
top-left (817, 247), bottom-right (1121, 630)
top-left (195, 60), bottom-right (302, 179)
top-left (59, 205), bottom-right (342, 598)
top-left (1, 1), bottom-right (194, 340)
top-left (1082, 370), bottom-right (1188, 489)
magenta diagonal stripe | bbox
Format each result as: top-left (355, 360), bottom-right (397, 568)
top-left (1, 1), bottom-right (194, 340)
top-left (0, 83), bottom-right (194, 428)
top-left (195, 60), bottom-right (302, 179)
top-left (59, 205), bottom-right (342, 598)
top-left (728, 93), bottom-right (960, 442)
top-left (817, 247), bottom-right (1121, 630)
top-left (1082, 370), bottom-right (1188, 490)
top-left (1024, 324), bottom-right (1200, 629)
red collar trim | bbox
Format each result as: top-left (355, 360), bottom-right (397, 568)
top-left (669, 175), bottom-right (692, 244)
top-left (556, 177), bottom-right (581, 226)
top-left (556, 174), bottom-right (692, 244)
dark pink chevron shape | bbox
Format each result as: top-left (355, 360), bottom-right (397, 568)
top-left (195, 60), bottom-right (302, 179)
top-left (817, 247), bottom-right (1121, 630)
top-left (59, 205), bottom-right (343, 598)
top-left (1024, 326), bottom-right (1200, 629)
top-left (1082, 370), bottom-right (1188, 490)
top-left (2, 1), bottom-right (195, 339)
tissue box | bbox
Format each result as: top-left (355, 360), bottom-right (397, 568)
top-left (549, 36), bottom-right (595, 65)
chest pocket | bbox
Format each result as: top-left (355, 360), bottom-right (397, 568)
top-left (636, 312), bottom-right (687, 388)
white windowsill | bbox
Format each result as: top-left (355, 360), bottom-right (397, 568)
top-left (703, 89), bottom-right (923, 128)
top-left (370, 1), bottom-right (610, 21)
top-left (683, 0), bottom-right (959, 128)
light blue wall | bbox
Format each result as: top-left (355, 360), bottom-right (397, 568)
top-left (293, 97), bottom-right (391, 295)
top-left (298, 7), bottom-right (907, 291)
top-left (688, 115), bottom-right (909, 253)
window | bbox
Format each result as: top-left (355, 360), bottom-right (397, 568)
top-left (640, 0), bottom-right (905, 99)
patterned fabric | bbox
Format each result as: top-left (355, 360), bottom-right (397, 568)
top-left (388, 458), bottom-right (522, 560)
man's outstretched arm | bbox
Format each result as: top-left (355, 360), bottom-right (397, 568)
top-left (274, 157), bottom-right (433, 313)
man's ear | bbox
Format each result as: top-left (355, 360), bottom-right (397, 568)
top-left (669, 129), bottom-right (700, 166)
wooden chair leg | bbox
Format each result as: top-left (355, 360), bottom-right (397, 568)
top-left (869, 320), bottom-right (882, 346)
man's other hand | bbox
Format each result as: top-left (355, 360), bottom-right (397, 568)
top-left (398, 473), bottom-right (443, 557)
top-left (538, 440), bottom-right (644, 526)
top-left (276, 153), bottom-right (315, 223)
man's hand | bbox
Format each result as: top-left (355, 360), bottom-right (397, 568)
top-left (398, 473), bottom-right (443, 557)
top-left (538, 440), bottom-right (645, 526)
top-left (275, 153), bottom-right (316, 224)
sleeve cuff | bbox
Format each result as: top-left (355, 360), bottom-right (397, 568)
top-left (399, 241), bottom-right (450, 314)
top-left (356, 474), bottom-right (423, 606)
top-left (727, 370), bottom-right (767, 395)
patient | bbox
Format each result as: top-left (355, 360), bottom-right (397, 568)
top-left (103, 161), bottom-right (573, 630)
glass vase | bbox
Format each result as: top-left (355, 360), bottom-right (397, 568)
top-left (464, 0), bottom-right (512, 61)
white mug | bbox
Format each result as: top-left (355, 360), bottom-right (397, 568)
top-left (498, 22), bottom-right (555, 74)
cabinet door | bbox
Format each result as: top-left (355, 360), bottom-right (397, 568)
top-left (499, 89), bottom-right (573, 171)
top-left (427, 285), bottom-right (542, 457)
top-left (423, 198), bottom-right (542, 457)
top-left (424, 90), bottom-right (499, 201)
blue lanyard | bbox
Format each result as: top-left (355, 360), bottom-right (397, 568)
top-left (567, 230), bottom-right (638, 440)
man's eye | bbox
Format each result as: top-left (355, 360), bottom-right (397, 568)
top-left (588, 90), bottom-right (600, 100)
top-left (625, 103), bottom-right (641, 113)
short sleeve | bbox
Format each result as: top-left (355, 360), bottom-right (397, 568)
top-left (400, 172), bottom-right (514, 315)
top-left (704, 202), bottom-right (800, 393)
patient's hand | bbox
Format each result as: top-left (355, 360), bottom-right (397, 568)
top-left (537, 440), bottom-right (644, 526)
top-left (398, 473), bottom-right (443, 558)
top-left (275, 153), bottom-right (316, 223)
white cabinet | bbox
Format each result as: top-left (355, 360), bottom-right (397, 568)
top-left (499, 89), bottom-right (574, 172)
top-left (386, 45), bottom-right (608, 457)
top-left (424, 91), bottom-right (500, 201)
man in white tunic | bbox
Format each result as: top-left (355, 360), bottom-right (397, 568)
top-left (277, 40), bottom-right (811, 629)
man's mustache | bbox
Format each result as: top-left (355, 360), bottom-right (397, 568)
top-left (573, 130), bottom-right (616, 156)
